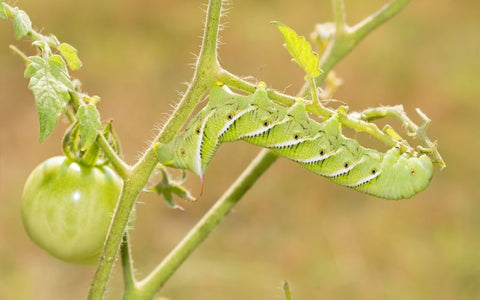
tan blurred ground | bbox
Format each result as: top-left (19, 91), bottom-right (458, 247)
top-left (1, 0), bottom-right (479, 299)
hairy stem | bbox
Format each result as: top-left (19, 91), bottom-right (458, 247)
top-left (359, 106), bottom-right (446, 167)
top-left (306, 0), bottom-right (411, 93)
top-left (96, 133), bottom-right (131, 179)
top-left (332, 0), bottom-right (346, 34)
top-left (218, 69), bottom-right (297, 105)
top-left (130, 2), bottom-right (415, 297)
top-left (351, 0), bottom-right (411, 41)
top-left (9, 45), bottom-right (29, 63)
top-left (121, 233), bottom-right (136, 296)
top-left (87, 0), bottom-right (223, 298)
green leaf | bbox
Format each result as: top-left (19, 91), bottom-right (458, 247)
top-left (12, 7), bottom-right (32, 39)
top-left (25, 55), bottom-right (73, 142)
top-left (272, 21), bottom-right (322, 78)
top-left (0, 3), bottom-right (8, 20)
top-left (76, 103), bottom-right (101, 150)
top-left (58, 42), bottom-right (83, 71)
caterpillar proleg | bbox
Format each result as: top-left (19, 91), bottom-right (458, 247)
top-left (156, 84), bottom-right (433, 199)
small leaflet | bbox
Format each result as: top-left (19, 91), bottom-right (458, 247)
top-left (272, 21), bottom-right (322, 78)
top-left (12, 7), bottom-right (32, 39)
top-left (24, 55), bottom-right (73, 142)
top-left (58, 42), bottom-right (83, 71)
top-left (77, 103), bottom-right (101, 150)
top-left (0, 2), bottom-right (7, 20)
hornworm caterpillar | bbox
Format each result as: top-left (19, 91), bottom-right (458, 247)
top-left (156, 84), bottom-right (433, 199)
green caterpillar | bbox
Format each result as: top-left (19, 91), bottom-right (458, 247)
top-left (156, 84), bottom-right (433, 200)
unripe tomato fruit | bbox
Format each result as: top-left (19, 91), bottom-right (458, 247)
top-left (22, 156), bottom-right (122, 265)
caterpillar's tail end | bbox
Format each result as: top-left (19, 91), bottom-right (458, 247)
top-left (200, 176), bottom-right (205, 196)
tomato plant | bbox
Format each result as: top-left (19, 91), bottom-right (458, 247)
top-left (21, 156), bottom-right (122, 265)
top-left (1, 0), bottom-right (446, 298)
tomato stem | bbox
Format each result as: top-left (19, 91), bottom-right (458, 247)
top-left (135, 150), bottom-right (279, 298)
top-left (121, 233), bottom-right (137, 295)
top-left (87, 0), bottom-right (223, 298)
top-left (88, 0), bottom-right (417, 298)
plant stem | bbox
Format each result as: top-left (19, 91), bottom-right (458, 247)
top-left (359, 106), bottom-right (446, 167)
top-left (332, 0), bottom-right (346, 34)
top-left (308, 76), bottom-right (319, 103)
top-left (96, 132), bottom-right (131, 179)
top-left (351, 0), bottom-right (411, 41)
top-left (129, 2), bottom-right (416, 298)
top-left (218, 69), bottom-right (297, 106)
top-left (87, 0), bottom-right (223, 298)
top-left (283, 281), bottom-right (293, 300)
top-left (8, 45), bottom-right (29, 63)
top-left (133, 150), bottom-right (279, 299)
top-left (304, 0), bottom-right (411, 94)
top-left (121, 233), bottom-right (136, 295)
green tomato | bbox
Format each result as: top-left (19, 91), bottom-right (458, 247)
top-left (22, 156), bottom-right (122, 265)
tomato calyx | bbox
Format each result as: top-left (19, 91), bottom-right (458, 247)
top-left (62, 121), bottom-right (120, 168)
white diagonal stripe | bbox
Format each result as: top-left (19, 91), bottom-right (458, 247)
top-left (347, 170), bottom-right (382, 187)
top-left (217, 106), bottom-right (256, 138)
top-left (195, 109), bottom-right (215, 176)
top-left (293, 149), bottom-right (340, 164)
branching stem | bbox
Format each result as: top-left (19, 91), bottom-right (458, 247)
top-left (132, 150), bottom-right (279, 300)
top-left (128, 3), bottom-right (416, 296)
top-left (87, 0), bottom-right (223, 298)
top-left (2, 0), bottom-right (433, 299)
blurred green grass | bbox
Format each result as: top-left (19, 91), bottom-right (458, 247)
top-left (1, 0), bottom-right (479, 299)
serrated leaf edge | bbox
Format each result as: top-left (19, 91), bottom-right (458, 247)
top-left (272, 21), bottom-right (322, 78)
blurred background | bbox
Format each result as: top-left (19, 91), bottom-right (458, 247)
top-left (1, 0), bottom-right (479, 299)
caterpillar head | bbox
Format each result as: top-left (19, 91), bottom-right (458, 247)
top-left (356, 148), bottom-right (434, 199)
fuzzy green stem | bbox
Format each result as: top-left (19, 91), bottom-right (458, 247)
top-left (332, 0), bottom-right (346, 34)
top-left (87, 0), bottom-right (223, 298)
top-left (8, 45), bottom-right (29, 63)
top-left (283, 281), bottom-right (293, 300)
top-left (133, 150), bottom-right (279, 299)
top-left (96, 133), bottom-right (131, 179)
top-left (218, 69), bottom-right (297, 106)
top-left (64, 107), bottom-right (76, 123)
top-left (5, 1), bottom-right (131, 178)
top-left (308, 76), bottom-right (319, 103)
top-left (130, 4), bottom-right (416, 296)
top-left (306, 0), bottom-right (411, 94)
top-left (351, 0), bottom-right (411, 41)
top-left (359, 106), bottom-right (446, 167)
top-left (121, 233), bottom-right (136, 293)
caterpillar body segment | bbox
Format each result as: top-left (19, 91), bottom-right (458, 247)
top-left (156, 84), bottom-right (433, 200)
